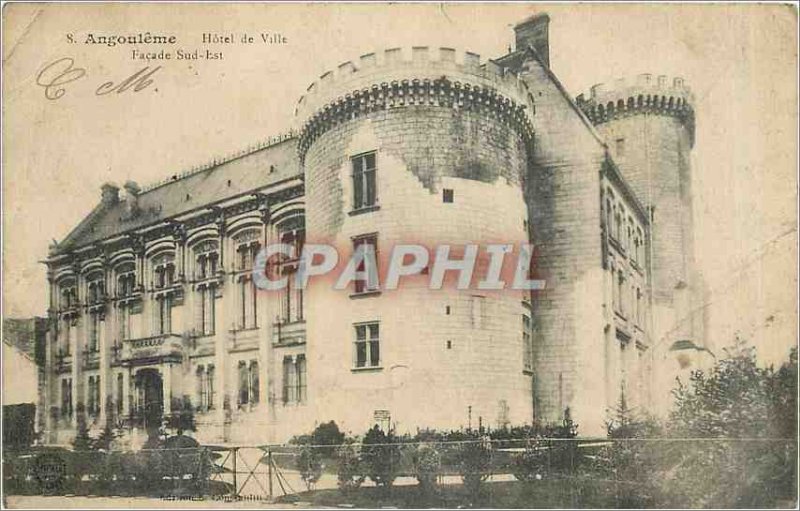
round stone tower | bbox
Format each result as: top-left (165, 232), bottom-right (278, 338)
top-left (295, 47), bottom-right (536, 433)
top-left (577, 75), bottom-right (706, 406)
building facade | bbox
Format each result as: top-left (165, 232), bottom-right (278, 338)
top-left (42, 13), bottom-right (702, 445)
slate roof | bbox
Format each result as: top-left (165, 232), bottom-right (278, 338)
top-left (54, 136), bottom-right (301, 254)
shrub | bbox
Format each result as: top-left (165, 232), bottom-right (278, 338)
top-left (413, 443), bottom-right (441, 495)
top-left (166, 396), bottom-right (197, 435)
top-left (456, 433), bottom-right (492, 500)
top-left (361, 425), bottom-right (401, 488)
top-left (512, 438), bottom-right (548, 482)
top-left (336, 442), bottom-right (365, 493)
top-left (297, 445), bottom-right (323, 490)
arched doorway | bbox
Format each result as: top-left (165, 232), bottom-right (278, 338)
top-left (134, 368), bottom-right (163, 432)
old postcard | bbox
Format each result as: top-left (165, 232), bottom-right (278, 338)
top-left (2, 3), bottom-right (797, 509)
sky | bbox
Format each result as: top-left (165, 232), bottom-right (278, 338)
top-left (2, 3), bottom-right (797, 361)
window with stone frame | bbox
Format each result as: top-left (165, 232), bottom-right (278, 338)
top-left (610, 262), bottom-right (618, 312)
top-left (281, 355), bottom-right (306, 405)
top-left (87, 311), bottom-right (100, 353)
top-left (61, 378), bottom-right (73, 420)
top-left (351, 151), bottom-right (377, 211)
top-left (234, 230), bottom-right (261, 330)
top-left (151, 253), bottom-right (176, 290)
top-left (116, 373), bottom-right (124, 416)
top-left (618, 271), bottom-right (626, 317)
top-left (354, 322), bottom-right (380, 369)
top-left (60, 317), bottom-right (72, 357)
top-left (352, 234), bottom-right (379, 295)
top-left (276, 216), bottom-right (305, 324)
top-left (115, 264), bottom-right (136, 342)
top-left (295, 355), bottom-right (307, 404)
top-left (523, 315), bottom-right (533, 372)
top-left (207, 365), bottom-right (216, 410)
top-left (59, 280), bottom-right (78, 310)
top-left (154, 294), bottom-right (172, 335)
top-left (237, 359), bottom-right (259, 408)
top-left (87, 375), bottom-right (100, 417)
top-left (282, 356), bottom-right (296, 404)
top-left (193, 240), bottom-right (219, 336)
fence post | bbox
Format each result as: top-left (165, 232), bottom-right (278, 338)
top-left (268, 447), bottom-right (273, 499)
top-left (232, 447), bottom-right (238, 497)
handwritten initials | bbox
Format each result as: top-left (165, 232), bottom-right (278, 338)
top-left (36, 57), bottom-right (86, 100)
top-left (35, 57), bottom-right (161, 100)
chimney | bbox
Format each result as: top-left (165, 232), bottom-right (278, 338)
top-left (101, 183), bottom-right (119, 205)
top-left (123, 180), bottom-right (141, 217)
top-left (514, 13), bottom-right (550, 67)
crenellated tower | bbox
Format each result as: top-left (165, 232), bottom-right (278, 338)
top-left (295, 47), bottom-right (538, 433)
top-left (577, 75), bottom-right (707, 402)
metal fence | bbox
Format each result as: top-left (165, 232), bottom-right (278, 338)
top-left (3, 437), bottom-right (796, 507)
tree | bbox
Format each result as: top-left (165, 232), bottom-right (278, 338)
top-left (413, 442), bottom-right (442, 497)
top-left (72, 404), bottom-right (92, 451)
top-left (665, 343), bottom-right (797, 508)
top-left (311, 420), bottom-right (345, 457)
top-left (297, 445), bottom-right (323, 491)
top-left (600, 389), bottom-right (663, 507)
top-left (336, 441), bottom-right (365, 493)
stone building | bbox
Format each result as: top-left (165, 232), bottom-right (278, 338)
top-left (41, 13), bottom-right (703, 444)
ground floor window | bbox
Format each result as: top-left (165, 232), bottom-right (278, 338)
top-left (237, 359), bottom-right (259, 408)
top-left (354, 322), bottom-right (380, 368)
top-left (282, 355), bottom-right (306, 404)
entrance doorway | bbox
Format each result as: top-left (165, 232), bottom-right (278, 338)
top-left (134, 368), bottom-right (163, 431)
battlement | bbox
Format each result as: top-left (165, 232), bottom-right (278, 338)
top-left (294, 46), bottom-right (531, 123)
top-left (295, 46), bottom-right (536, 162)
top-left (576, 74), bottom-right (693, 124)
top-left (575, 74), bottom-right (695, 143)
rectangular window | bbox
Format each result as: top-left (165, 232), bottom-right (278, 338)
top-left (523, 315), bottom-right (533, 372)
top-left (296, 355), bottom-right (307, 404)
top-left (354, 322), bottom-right (380, 369)
top-left (118, 305), bottom-right (130, 341)
top-left (207, 365), bottom-right (215, 409)
top-left (282, 357), bottom-right (296, 404)
top-left (156, 296), bottom-right (171, 334)
top-left (352, 152), bottom-right (377, 211)
top-left (250, 361), bottom-right (260, 404)
top-left (88, 313), bottom-right (99, 352)
top-left (443, 188), bottom-right (454, 203)
top-left (117, 373), bottom-right (124, 416)
top-left (616, 138), bottom-right (625, 157)
top-left (352, 234), bottom-right (379, 294)
top-left (238, 361), bottom-right (249, 407)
